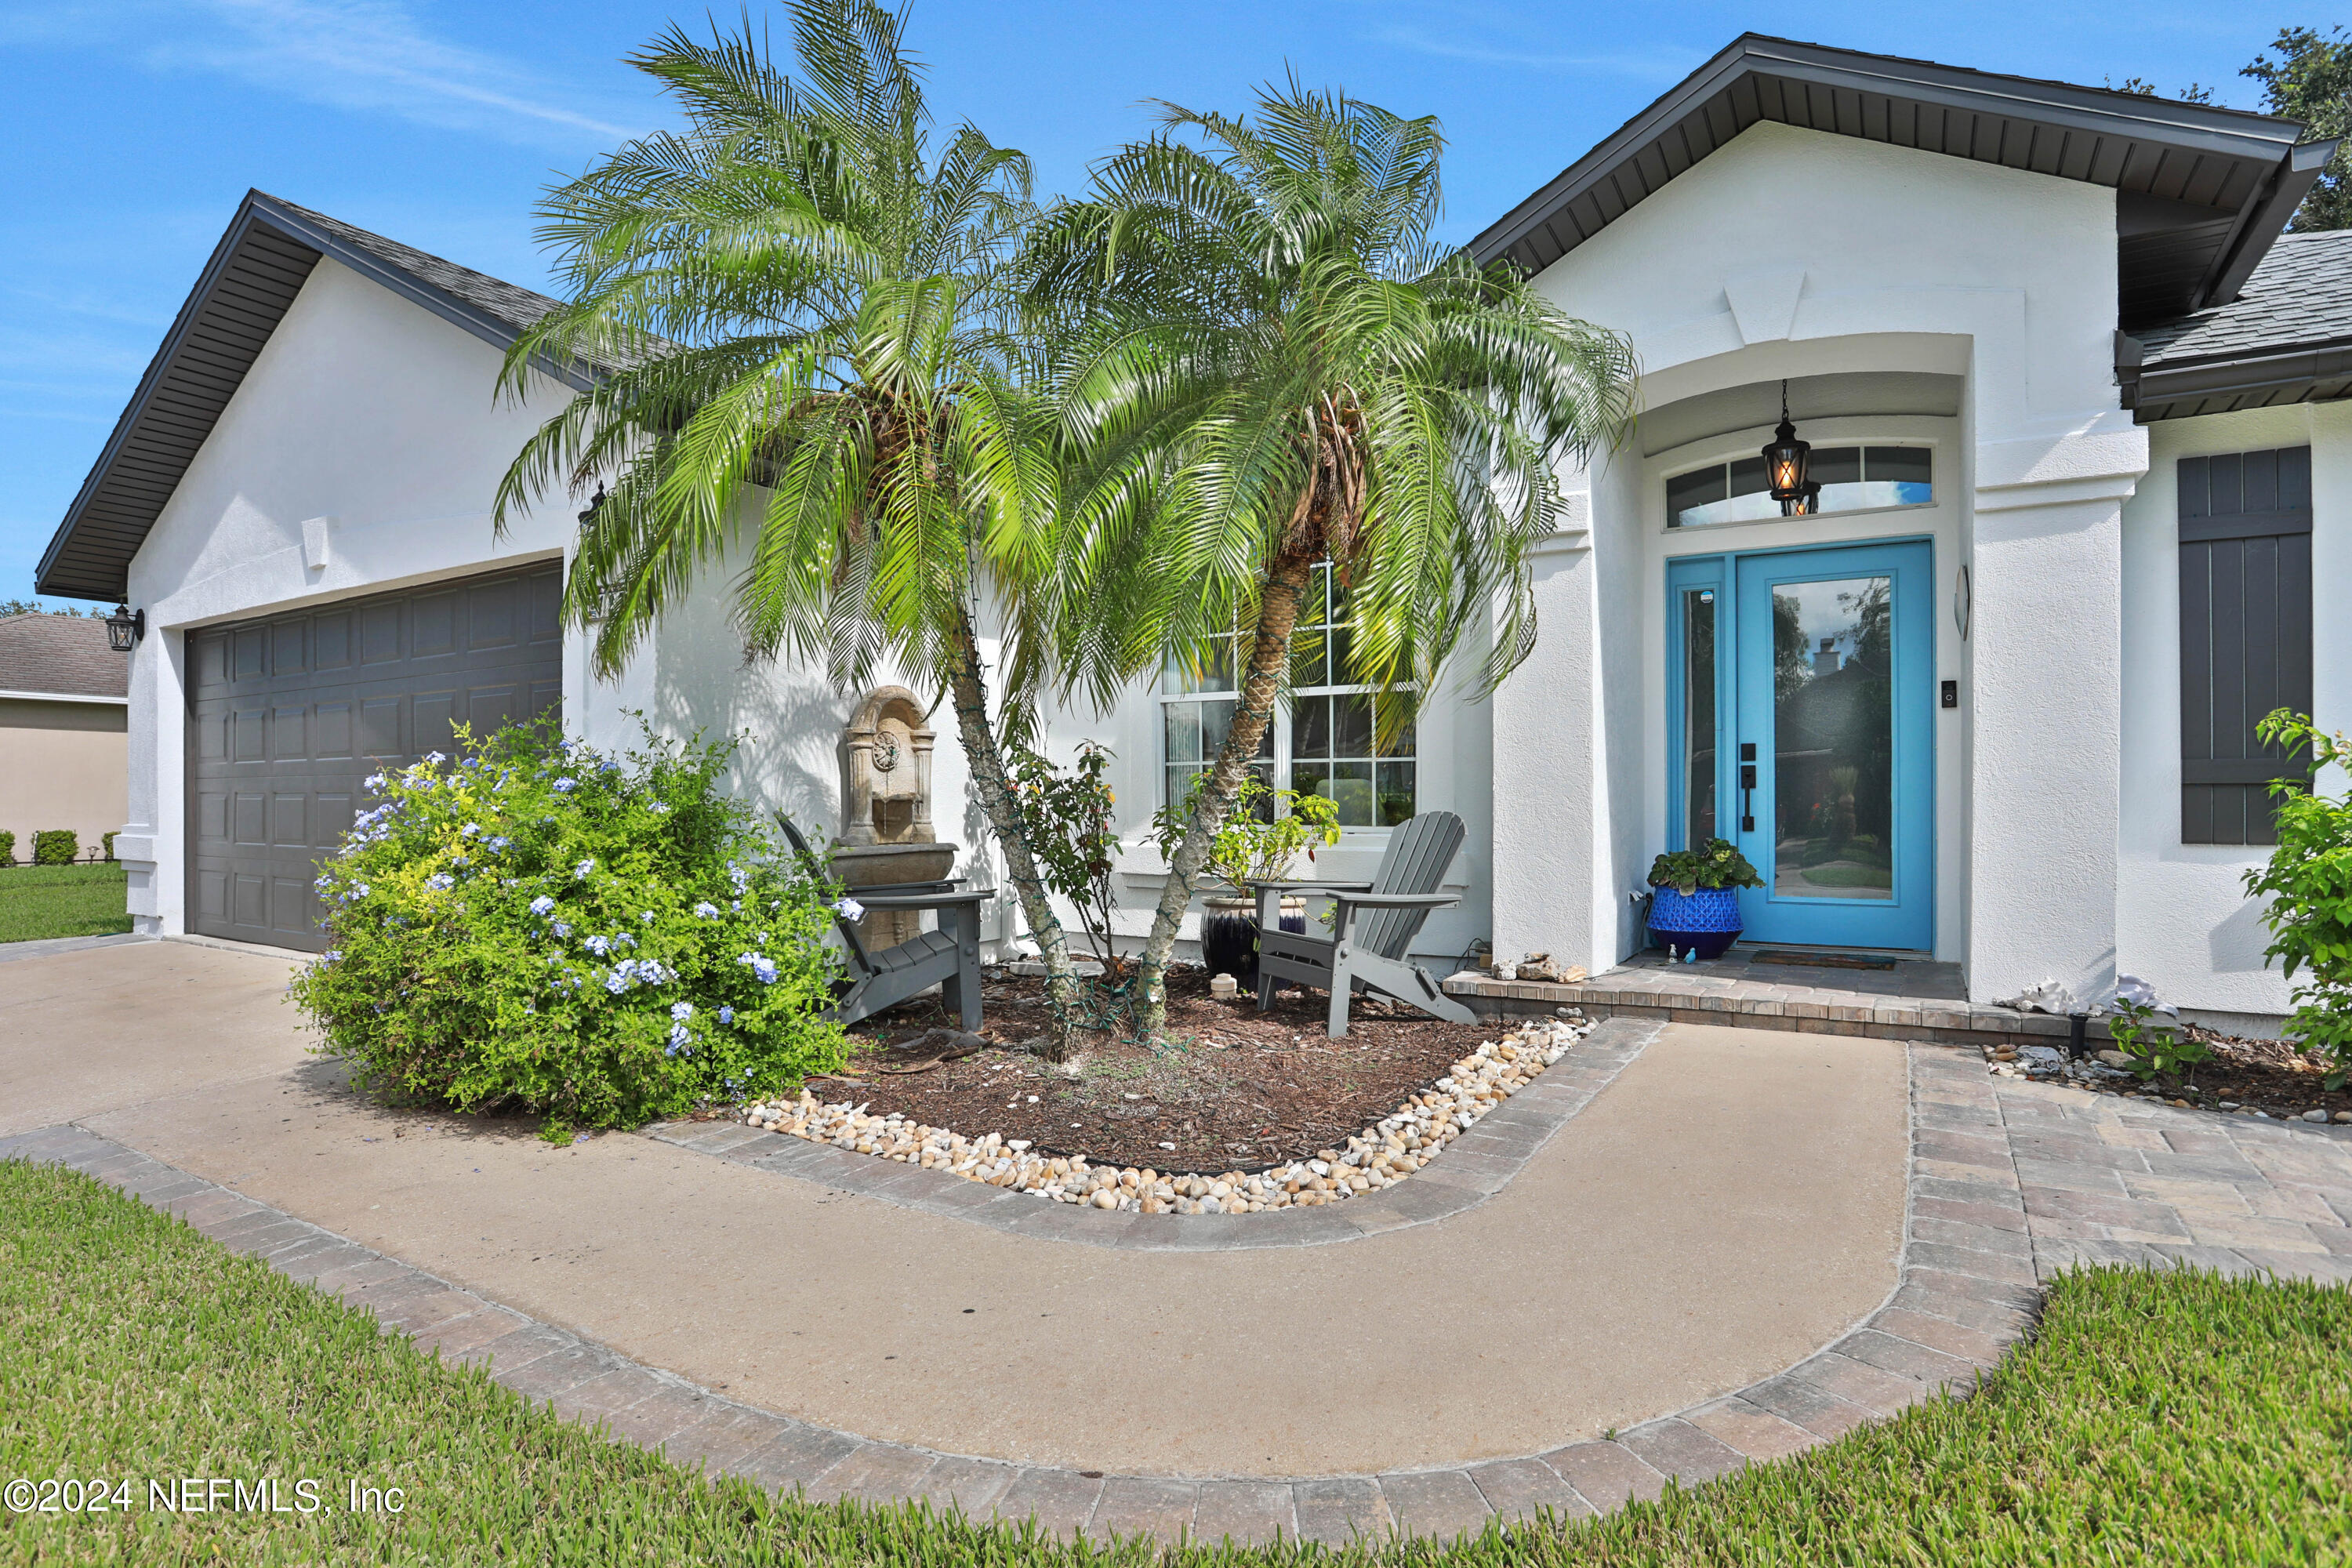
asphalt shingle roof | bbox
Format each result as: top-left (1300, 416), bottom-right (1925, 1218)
top-left (0, 613), bottom-right (128, 699)
top-left (2137, 230), bottom-right (2352, 368)
top-left (264, 194), bottom-right (575, 346)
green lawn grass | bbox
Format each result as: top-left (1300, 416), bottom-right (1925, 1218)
top-left (3, 1156), bottom-right (2347, 1565)
top-left (0, 862), bottom-right (132, 943)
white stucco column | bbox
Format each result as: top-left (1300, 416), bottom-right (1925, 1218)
top-left (1491, 492), bottom-right (1612, 975)
top-left (1965, 428), bottom-right (2147, 1004)
top-left (114, 625), bottom-right (172, 935)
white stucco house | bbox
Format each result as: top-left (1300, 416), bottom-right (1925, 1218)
top-left (38, 36), bottom-right (2343, 1035)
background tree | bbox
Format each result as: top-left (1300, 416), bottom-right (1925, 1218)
top-left (2242, 25), bottom-right (2352, 231)
top-left (491, 0), bottom-right (1090, 1051)
top-left (1027, 82), bottom-right (1636, 1040)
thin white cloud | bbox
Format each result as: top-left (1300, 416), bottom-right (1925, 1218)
top-left (177, 0), bottom-right (637, 141)
top-left (5, 0), bottom-right (641, 145)
top-left (1377, 22), bottom-right (1693, 83)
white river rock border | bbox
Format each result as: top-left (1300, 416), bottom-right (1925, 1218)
top-left (737, 1017), bottom-right (1592, 1216)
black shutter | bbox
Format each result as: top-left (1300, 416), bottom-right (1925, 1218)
top-left (2178, 446), bottom-right (2314, 845)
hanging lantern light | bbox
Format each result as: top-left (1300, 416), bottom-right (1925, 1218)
top-left (104, 604), bottom-right (145, 652)
top-left (1762, 381), bottom-right (1818, 517)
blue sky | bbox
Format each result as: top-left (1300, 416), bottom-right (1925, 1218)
top-left (0, 0), bottom-right (2304, 606)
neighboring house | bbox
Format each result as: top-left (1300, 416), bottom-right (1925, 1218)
top-left (0, 612), bottom-right (129, 859)
top-left (35, 36), bottom-right (2344, 1034)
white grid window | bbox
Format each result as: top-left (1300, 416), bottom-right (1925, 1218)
top-left (1159, 564), bottom-right (1416, 828)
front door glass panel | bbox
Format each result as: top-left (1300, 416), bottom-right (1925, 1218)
top-left (1682, 586), bottom-right (1719, 845)
top-left (1769, 576), bottom-right (1893, 899)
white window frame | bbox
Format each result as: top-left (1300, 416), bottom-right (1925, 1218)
top-left (1156, 564), bottom-right (1417, 833)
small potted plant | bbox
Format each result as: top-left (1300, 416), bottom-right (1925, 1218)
top-left (1646, 837), bottom-right (1763, 960)
top-left (1152, 776), bottom-right (1341, 985)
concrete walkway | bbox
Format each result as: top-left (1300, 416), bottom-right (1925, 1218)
top-left (24, 939), bottom-right (2350, 1541)
top-left (2, 939), bottom-right (1905, 1477)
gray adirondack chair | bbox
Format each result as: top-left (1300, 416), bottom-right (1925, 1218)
top-left (775, 813), bottom-right (985, 1031)
top-left (1249, 810), bottom-right (1475, 1037)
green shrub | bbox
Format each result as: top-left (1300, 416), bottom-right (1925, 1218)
top-left (31, 829), bottom-right (78, 866)
top-left (0, 830), bottom-right (13, 866)
top-left (1648, 836), bottom-right (1765, 893)
top-left (2246, 710), bottom-right (2352, 1088)
top-left (102, 830), bottom-right (118, 862)
top-left (289, 720), bottom-right (849, 1139)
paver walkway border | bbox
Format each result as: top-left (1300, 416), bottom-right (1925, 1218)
top-left (9, 1041), bottom-right (2352, 1544)
top-left (641, 1018), bottom-right (1660, 1250)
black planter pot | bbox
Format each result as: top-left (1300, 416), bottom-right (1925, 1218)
top-left (1200, 899), bottom-right (1308, 987)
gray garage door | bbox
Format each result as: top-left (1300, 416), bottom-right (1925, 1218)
top-left (187, 561), bottom-right (563, 950)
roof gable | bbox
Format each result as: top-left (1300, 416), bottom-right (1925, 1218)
top-left (1469, 34), bottom-right (2332, 332)
top-left (34, 191), bottom-right (595, 602)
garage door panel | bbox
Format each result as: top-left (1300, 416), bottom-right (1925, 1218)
top-left (271, 877), bottom-right (315, 936)
top-left (530, 571), bottom-right (562, 638)
top-left (194, 633), bottom-right (228, 692)
top-left (314, 613), bottom-right (352, 671)
top-left (314, 701), bottom-right (354, 759)
top-left (358, 696), bottom-right (401, 760)
top-left (272, 621), bottom-right (307, 677)
top-left (315, 793), bottom-right (353, 845)
top-left (468, 583), bottom-right (517, 649)
top-left (198, 790), bottom-right (227, 844)
top-left (270, 793), bottom-right (307, 848)
top-left (361, 604), bottom-right (400, 665)
top-left (412, 592), bottom-right (457, 658)
top-left (187, 561), bottom-right (561, 951)
top-left (412, 691), bottom-right (459, 752)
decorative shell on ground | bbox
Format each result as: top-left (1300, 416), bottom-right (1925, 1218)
top-left (738, 1017), bottom-right (1591, 1214)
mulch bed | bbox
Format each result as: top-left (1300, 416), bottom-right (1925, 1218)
top-left (804, 967), bottom-right (1503, 1173)
top-left (2009, 1024), bottom-right (2350, 1123)
top-left (2139, 1025), bottom-right (2350, 1120)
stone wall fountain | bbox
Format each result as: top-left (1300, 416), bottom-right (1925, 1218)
top-left (833, 685), bottom-right (958, 950)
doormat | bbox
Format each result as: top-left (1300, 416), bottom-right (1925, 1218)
top-left (1750, 950), bottom-right (1898, 971)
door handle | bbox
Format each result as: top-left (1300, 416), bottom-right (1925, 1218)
top-left (1739, 745), bottom-right (1757, 833)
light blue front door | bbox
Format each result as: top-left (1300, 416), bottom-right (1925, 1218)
top-left (1732, 540), bottom-right (1934, 949)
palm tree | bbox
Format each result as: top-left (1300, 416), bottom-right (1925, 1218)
top-left (490, 0), bottom-right (1088, 1049)
top-left (1027, 81), bottom-right (1637, 1040)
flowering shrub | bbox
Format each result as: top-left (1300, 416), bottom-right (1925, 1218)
top-left (290, 720), bottom-right (848, 1139)
top-left (2246, 710), bottom-right (2352, 1088)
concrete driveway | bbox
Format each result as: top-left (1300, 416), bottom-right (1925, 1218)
top-left (2, 938), bottom-right (1909, 1479)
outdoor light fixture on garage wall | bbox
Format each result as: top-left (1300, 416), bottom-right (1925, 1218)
top-left (105, 604), bottom-right (145, 652)
top-left (1762, 380), bottom-right (1820, 517)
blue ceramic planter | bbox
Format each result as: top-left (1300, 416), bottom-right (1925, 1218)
top-left (1648, 884), bottom-right (1742, 961)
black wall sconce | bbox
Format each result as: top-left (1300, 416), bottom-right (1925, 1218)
top-left (105, 604), bottom-right (146, 652)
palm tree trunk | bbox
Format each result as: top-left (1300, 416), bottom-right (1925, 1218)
top-left (939, 604), bottom-right (1082, 1058)
top-left (1133, 552), bottom-right (1316, 1041)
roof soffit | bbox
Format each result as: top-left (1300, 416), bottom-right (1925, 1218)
top-left (1469, 34), bottom-right (2318, 329)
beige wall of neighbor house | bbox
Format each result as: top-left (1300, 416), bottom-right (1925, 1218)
top-left (1, 697), bottom-right (128, 858)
